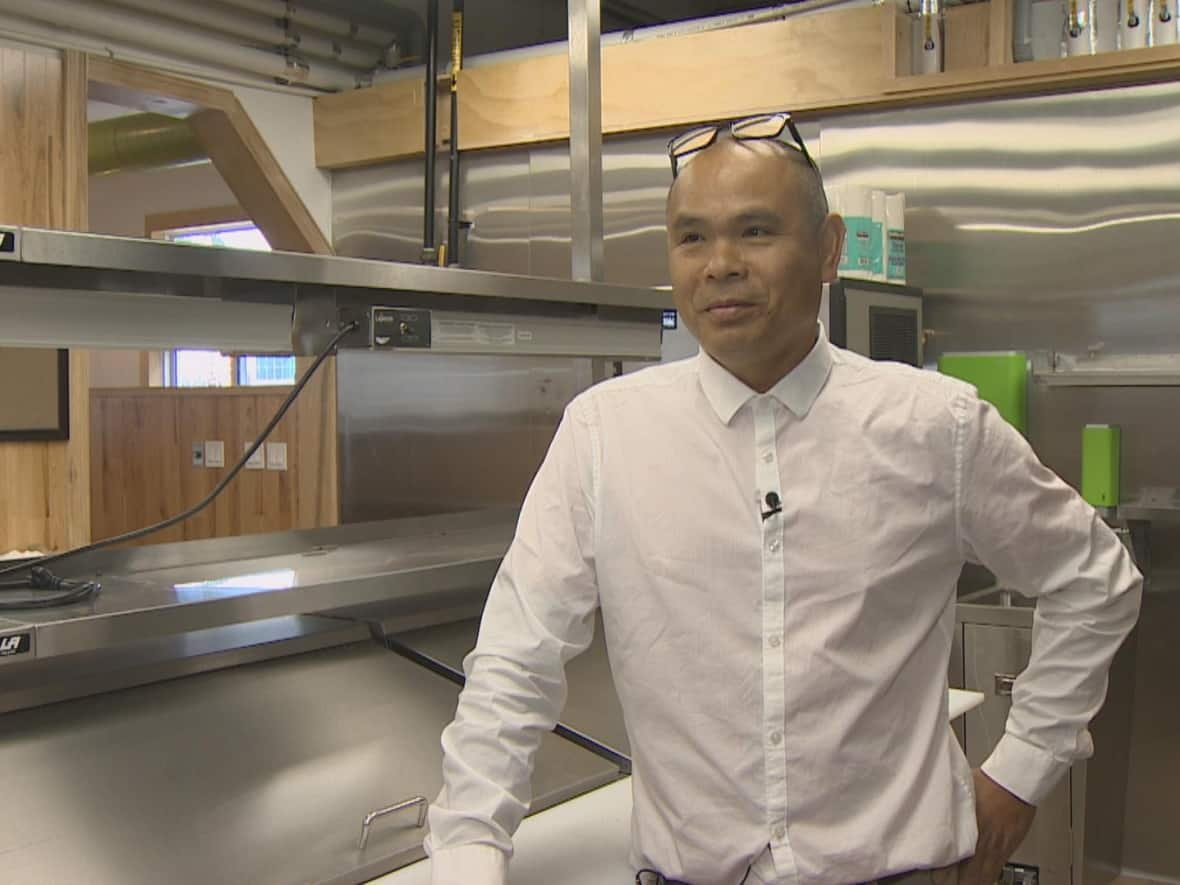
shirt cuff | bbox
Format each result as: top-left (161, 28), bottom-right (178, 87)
top-left (429, 843), bottom-right (509, 885)
top-left (980, 732), bottom-right (1070, 806)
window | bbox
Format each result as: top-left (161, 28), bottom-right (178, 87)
top-left (166, 222), bottom-right (270, 251)
top-left (238, 355), bottom-right (296, 386)
top-left (154, 219), bottom-right (291, 388)
top-left (163, 351), bottom-right (297, 388)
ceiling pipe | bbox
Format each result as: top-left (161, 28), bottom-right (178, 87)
top-left (104, 0), bottom-right (382, 71)
top-left (0, 15), bottom-right (323, 96)
top-left (0, 0), bottom-right (360, 91)
top-left (214, 0), bottom-right (401, 50)
top-left (88, 114), bottom-right (206, 176)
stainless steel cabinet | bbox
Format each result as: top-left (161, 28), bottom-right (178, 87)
top-left (962, 623), bottom-right (1074, 885)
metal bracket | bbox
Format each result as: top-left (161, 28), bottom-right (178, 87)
top-left (358, 795), bottom-right (428, 851)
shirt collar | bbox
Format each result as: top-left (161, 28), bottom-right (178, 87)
top-left (696, 324), bottom-right (834, 425)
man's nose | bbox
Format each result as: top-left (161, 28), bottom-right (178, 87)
top-left (704, 239), bottom-right (745, 280)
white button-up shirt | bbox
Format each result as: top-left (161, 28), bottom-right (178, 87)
top-left (427, 328), bottom-right (1142, 885)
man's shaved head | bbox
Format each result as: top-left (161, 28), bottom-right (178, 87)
top-left (669, 136), bottom-right (830, 231)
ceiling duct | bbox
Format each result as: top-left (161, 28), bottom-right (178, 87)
top-left (87, 113), bottom-right (207, 177)
top-left (0, 0), bottom-right (361, 91)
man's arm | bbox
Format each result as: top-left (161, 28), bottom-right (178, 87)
top-left (426, 400), bottom-right (601, 884)
top-left (954, 393), bottom-right (1142, 884)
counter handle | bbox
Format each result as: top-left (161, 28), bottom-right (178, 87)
top-left (358, 795), bottom-right (429, 850)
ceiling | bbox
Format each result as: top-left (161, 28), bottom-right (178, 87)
top-left (297, 1), bottom-right (783, 57)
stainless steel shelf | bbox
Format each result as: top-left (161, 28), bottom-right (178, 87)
top-left (0, 226), bottom-right (671, 311)
top-left (0, 511), bottom-right (515, 662)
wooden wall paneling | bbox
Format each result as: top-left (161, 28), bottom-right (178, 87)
top-left (0, 45), bottom-right (90, 554)
top-left (293, 355), bottom-right (338, 529)
top-left (989, 0), bottom-right (1016, 67)
top-left (944, 3), bottom-right (992, 73)
top-left (89, 385), bottom-right (338, 545)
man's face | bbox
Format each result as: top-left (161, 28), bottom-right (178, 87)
top-left (665, 140), bottom-right (844, 391)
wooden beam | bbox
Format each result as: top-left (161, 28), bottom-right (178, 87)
top-left (87, 57), bottom-right (332, 255)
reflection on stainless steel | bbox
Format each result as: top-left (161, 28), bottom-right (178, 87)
top-left (567, 0), bottom-right (605, 282)
top-left (391, 613), bottom-right (631, 760)
top-left (334, 127), bottom-right (828, 289)
top-left (0, 510), bottom-right (514, 661)
top-left (337, 351), bottom-right (594, 522)
top-left (0, 225), bottom-right (667, 311)
top-left (0, 641), bottom-right (620, 885)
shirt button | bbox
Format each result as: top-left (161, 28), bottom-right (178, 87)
top-left (769, 635), bottom-right (782, 648)
top-left (773, 823), bottom-right (786, 841)
top-left (768, 538), bottom-right (781, 552)
top-left (770, 730), bottom-right (783, 745)
top-left (761, 450), bottom-right (774, 463)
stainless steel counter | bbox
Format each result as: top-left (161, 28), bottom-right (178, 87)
top-left (0, 639), bottom-right (623, 885)
top-left (0, 511), bottom-right (515, 663)
top-left (391, 613), bottom-right (631, 761)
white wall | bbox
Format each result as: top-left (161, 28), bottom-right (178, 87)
top-left (89, 162), bottom-right (237, 238)
top-left (231, 84), bottom-right (333, 244)
top-left (90, 350), bottom-right (144, 387)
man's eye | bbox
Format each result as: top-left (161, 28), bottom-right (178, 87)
top-left (744, 226), bottom-right (770, 238)
top-left (679, 232), bottom-right (703, 244)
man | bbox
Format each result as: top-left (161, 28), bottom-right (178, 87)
top-left (425, 112), bottom-right (1142, 885)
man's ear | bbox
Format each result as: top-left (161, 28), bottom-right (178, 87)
top-left (819, 214), bottom-right (846, 283)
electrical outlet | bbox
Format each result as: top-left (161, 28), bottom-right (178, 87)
top-left (204, 440), bottom-right (225, 468)
top-left (191, 442), bottom-right (205, 467)
top-left (243, 442), bottom-right (265, 470)
top-left (265, 441), bottom-right (288, 471)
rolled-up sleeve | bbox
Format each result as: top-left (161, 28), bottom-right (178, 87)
top-left (954, 392), bottom-right (1142, 805)
top-left (425, 398), bottom-right (601, 878)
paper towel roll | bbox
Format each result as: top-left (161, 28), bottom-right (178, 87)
top-left (870, 190), bottom-right (888, 281)
top-left (886, 193), bottom-right (906, 284)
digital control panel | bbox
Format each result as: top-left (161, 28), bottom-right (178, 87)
top-left (371, 307), bottom-right (431, 349)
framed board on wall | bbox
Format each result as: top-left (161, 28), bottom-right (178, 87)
top-left (0, 348), bottom-right (70, 441)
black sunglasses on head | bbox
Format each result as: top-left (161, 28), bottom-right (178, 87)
top-left (667, 111), bottom-right (816, 178)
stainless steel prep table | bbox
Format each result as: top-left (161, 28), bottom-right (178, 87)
top-left (0, 638), bottom-right (623, 885)
top-left (0, 511), bottom-right (515, 664)
top-left (390, 614), bottom-right (631, 761)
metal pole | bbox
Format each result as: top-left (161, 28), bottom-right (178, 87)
top-left (568, 0), bottom-right (604, 282)
top-left (446, 0), bottom-right (464, 266)
top-left (422, 0), bottom-right (440, 263)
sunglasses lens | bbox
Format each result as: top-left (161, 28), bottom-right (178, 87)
top-left (670, 126), bottom-right (719, 158)
top-left (732, 114), bottom-right (786, 139)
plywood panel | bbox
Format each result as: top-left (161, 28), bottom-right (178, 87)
top-left (316, 2), bottom-right (1180, 167)
top-left (89, 363), bottom-right (338, 545)
top-left (0, 46), bottom-right (90, 554)
top-left (314, 5), bottom-right (887, 166)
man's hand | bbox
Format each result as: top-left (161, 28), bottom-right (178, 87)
top-left (958, 769), bottom-right (1036, 885)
